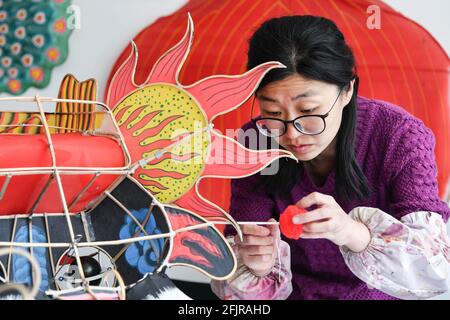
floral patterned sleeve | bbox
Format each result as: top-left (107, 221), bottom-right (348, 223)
top-left (210, 237), bottom-right (293, 300)
top-left (340, 206), bottom-right (450, 299)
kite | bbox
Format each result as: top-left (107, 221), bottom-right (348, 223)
top-left (0, 14), bottom-right (294, 300)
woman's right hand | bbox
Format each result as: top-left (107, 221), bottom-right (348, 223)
top-left (234, 218), bottom-right (280, 277)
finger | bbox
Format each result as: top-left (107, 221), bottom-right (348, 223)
top-left (239, 245), bottom-right (274, 256)
top-left (242, 254), bottom-right (273, 269)
top-left (266, 218), bottom-right (280, 239)
top-left (240, 235), bottom-right (273, 246)
top-left (302, 220), bottom-right (334, 233)
top-left (234, 233), bottom-right (241, 245)
top-left (299, 232), bottom-right (332, 240)
top-left (241, 224), bottom-right (271, 237)
top-left (295, 192), bottom-right (334, 209)
top-left (292, 208), bottom-right (332, 225)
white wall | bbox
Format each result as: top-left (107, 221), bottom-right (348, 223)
top-left (385, 0), bottom-right (449, 54)
top-left (0, 0), bottom-right (448, 299)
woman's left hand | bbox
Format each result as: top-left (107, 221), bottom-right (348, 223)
top-left (293, 192), bottom-right (371, 253)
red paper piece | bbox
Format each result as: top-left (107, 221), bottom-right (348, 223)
top-left (279, 205), bottom-right (308, 240)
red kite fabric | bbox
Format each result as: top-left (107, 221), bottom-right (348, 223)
top-left (105, 0), bottom-right (450, 211)
top-left (0, 133), bottom-right (125, 214)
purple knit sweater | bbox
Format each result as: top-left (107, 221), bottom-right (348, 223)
top-left (227, 96), bottom-right (450, 300)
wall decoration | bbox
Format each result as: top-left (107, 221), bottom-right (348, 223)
top-left (0, 0), bottom-right (73, 95)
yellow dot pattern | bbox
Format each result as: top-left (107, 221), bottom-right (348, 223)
top-left (114, 84), bottom-right (210, 203)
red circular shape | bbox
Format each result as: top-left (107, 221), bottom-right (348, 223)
top-left (279, 205), bottom-right (308, 240)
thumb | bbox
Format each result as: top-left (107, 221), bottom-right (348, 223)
top-left (267, 218), bottom-right (280, 260)
top-left (266, 218), bottom-right (280, 241)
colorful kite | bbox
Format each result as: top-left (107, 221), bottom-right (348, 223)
top-left (0, 15), bottom-right (294, 300)
top-left (106, 14), bottom-right (294, 231)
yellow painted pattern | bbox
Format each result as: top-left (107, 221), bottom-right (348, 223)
top-left (114, 84), bottom-right (210, 203)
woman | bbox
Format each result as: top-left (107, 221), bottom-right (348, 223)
top-left (211, 15), bottom-right (450, 300)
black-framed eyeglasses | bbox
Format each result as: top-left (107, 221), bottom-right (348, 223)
top-left (251, 88), bottom-right (343, 138)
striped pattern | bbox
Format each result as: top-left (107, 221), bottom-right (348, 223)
top-left (0, 112), bottom-right (42, 134)
top-left (55, 74), bottom-right (97, 133)
top-left (0, 74), bottom-right (99, 134)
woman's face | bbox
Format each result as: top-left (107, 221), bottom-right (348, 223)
top-left (256, 74), bottom-right (353, 161)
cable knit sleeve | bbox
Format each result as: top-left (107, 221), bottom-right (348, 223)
top-left (382, 117), bottom-right (450, 221)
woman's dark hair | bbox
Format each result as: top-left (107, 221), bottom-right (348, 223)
top-left (247, 15), bottom-right (371, 203)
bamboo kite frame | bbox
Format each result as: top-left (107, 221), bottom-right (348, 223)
top-left (0, 95), bottom-right (240, 299)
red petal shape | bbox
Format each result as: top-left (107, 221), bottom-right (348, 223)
top-left (106, 41), bottom-right (138, 109)
top-left (141, 132), bottom-right (191, 151)
top-left (174, 187), bottom-right (241, 236)
top-left (202, 131), bottom-right (296, 178)
top-left (185, 61), bottom-right (285, 121)
top-left (134, 114), bottom-right (183, 137)
top-left (145, 152), bottom-right (201, 166)
top-left (174, 188), bottom-right (228, 219)
top-left (144, 14), bottom-right (193, 85)
top-left (143, 168), bottom-right (188, 179)
top-left (140, 179), bottom-right (169, 191)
